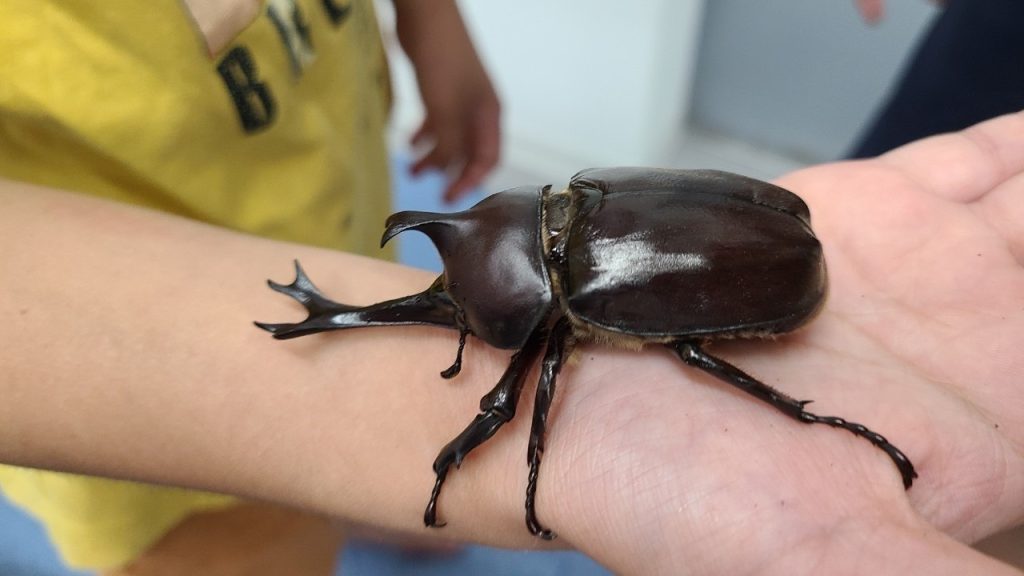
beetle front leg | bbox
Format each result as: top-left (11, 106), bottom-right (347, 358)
top-left (670, 341), bottom-right (917, 489)
top-left (439, 309), bottom-right (470, 379)
top-left (255, 260), bottom-right (461, 339)
top-left (525, 317), bottom-right (574, 540)
top-left (424, 324), bottom-right (549, 529)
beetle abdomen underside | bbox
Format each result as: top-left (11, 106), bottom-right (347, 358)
top-left (563, 189), bottom-right (826, 338)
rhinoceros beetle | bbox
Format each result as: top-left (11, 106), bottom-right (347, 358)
top-left (256, 167), bottom-right (917, 539)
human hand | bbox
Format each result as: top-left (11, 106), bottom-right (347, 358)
top-left (855, 0), bottom-right (947, 24)
top-left (534, 112), bottom-right (1024, 574)
top-left (394, 0), bottom-right (501, 202)
top-left (4, 112), bottom-right (1019, 574)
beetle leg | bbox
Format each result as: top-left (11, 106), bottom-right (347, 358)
top-left (439, 310), bottom-right (469, 379)
top-left (424, 324), bottom-right (549, 529)
top-left (670, 341), bottom-right (918, 489)
top-left (525, 317), bottom-right (574, 540)
top-left (255, 260), bottom-right (461, 339)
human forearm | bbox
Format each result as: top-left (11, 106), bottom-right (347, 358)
top-left (0, 180), bottom-right (540, 547)
top-left (391, 0), bottom-right (478, 69)
top-left (390, 0), bottom-right (500, 199)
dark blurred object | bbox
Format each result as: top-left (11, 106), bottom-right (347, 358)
top-left (849, 0), bottom-right (1024, 158)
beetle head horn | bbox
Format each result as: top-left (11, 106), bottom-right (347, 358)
top-left (381, 210), bottom-right (464, 250)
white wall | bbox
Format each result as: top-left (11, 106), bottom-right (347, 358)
top-left (386, 1), bottom-right (937, 180)
top-left (690, 0), bottom-right (938, 162)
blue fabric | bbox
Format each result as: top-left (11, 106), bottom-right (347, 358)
top-left (0, 490), bottom-right (608, 575)
top-left (340, 541), bottom-right (609, 576)
top-left (849, 0), bottom-right (1024, 157)
top-left (0, 491), bottom-right (93, 576)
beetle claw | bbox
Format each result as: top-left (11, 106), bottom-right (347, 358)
top-left (424, 468), bottom-right (449, 528)
top-left (526, 516), bottom-right (556, 540)
top-left (440, 328), bottom-right (469, 379)
top-left (525, 473), bottom-right (557, 540)
top-left (807, 415), bottom-right (918, 489)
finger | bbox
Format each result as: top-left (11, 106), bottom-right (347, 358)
top-left (445, 113), bottom-right (501, 202)
top-left (411, 123), bottom-right (462, 176)
top-left (444, 149), bottom-right (497, 202)
top-left (444, 161), bottom-right (487, 202)
top-left (877, 111), bottom-right (1024, 203)
top-left (409, 120), bottom-right (431, 149)
top-left (410, 139), bottom-right (457, 177)
top-left (410, 147), bottom-right (444, 176)
top-left (977, 171), bottom-right (1024, 266)
top-left (856, 0), bottom-right (884, 23)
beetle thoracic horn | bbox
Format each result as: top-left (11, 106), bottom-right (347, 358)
top-left (379, 211), bottom-right (462, 249)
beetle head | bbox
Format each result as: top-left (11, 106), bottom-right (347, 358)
top-left (381, 187), bottom-right (553, 349)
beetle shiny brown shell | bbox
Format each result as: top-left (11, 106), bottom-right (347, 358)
top-left (256, 167), bottom-right (917, 539)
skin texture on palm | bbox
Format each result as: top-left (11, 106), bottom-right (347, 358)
top-left (536, 112), bottom-right (1024, 574)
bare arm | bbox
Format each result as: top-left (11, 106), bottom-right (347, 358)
top-left (392, 0), bottom-right (500, 201)
top-left (0, 180), bottom-right (532, 547)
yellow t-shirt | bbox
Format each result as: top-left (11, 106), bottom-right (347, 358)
top-left (0, 0), bottom-right (392, 569)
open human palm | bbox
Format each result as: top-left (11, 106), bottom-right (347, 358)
top-left (539, 113), bottom-right (1024, 574)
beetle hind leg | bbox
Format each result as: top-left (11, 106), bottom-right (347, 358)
top-left (670, 341), bottom-right (917, 489)
top-left (525, 317), bottom-right (574, 540)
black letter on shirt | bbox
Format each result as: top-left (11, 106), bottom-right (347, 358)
top-left (267, 0), bottom-right (315, 76)
top-left (322, 0), bottom-right (352, 26)
top-left (217, 46), bottom-right (276, 133)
